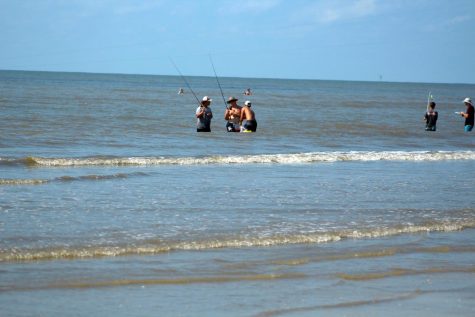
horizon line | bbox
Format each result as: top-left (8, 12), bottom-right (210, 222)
top-left (0, 68), bottom-right (473, 86)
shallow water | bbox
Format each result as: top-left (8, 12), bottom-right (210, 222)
top-left (1, 70), bottom-right (474, 316)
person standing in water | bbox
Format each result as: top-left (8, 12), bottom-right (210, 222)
top-left (224, 96), bottom-right (242, 132)
top-left (424, 101), bottom-right (438, 131)
top-left (240, 100), bottom-right (257, 132)
top-left (458, 98), bottom-right (474, 132)
top-left (196, 96), bottom-right (213, 132)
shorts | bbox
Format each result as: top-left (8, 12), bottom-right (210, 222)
top-left (464, 125), bottom-right (473, 132)
top-left (242, 119), bottom-right (257, 132)
top-left (226, 122), bottom-right (240, 132)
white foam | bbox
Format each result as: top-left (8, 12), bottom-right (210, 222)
top-left (2, 220), bottom-right (473, 262)
top-left (26, 150), bottom-right (475, 167)
top-left (0, 178), bottom-right (49, 185)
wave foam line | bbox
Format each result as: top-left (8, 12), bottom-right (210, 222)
top-left (55, 171), bottom-right (147, 181)
top-left (0, 172), bottom-right (148, 186)
top-left (4, 150), bottom-right (475, 167)
top-left (0, 178), bottom-right (49, 185)
top-left (1, 220), bottom-right (473, 262)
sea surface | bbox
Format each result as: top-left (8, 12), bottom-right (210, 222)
top-left (1, 70), bottom-right (474, 316)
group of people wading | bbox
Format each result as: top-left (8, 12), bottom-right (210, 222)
top-left (424, 97), bottom-right (474, 132)
top-left (195, 92), bottom-right (473, 134)
top-left (195, 96), bottom-right (257, 133)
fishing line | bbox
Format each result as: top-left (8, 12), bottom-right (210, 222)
top-left (427, 91), bottom-right (432, 112)
top-left (209, 55), bottom-right (227, 108)
top-left (169, 57), bottom-right (201, 107)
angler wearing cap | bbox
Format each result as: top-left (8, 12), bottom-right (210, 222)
top-left (224, 96), bottom-right (242, 132)
top-left (196, 96), bottom-right (213, 132)
top-left (458, 98), bottom-right (474, 132)
top-left (240, 100), bottom-right (257, 132)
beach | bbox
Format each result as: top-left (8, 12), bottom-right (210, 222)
top-left (1, 70), bottom-right (474, 316)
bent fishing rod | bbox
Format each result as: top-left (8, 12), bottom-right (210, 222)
top-left (209, 55), bottom-right (228, 108)
top-left (169, 57), bottom-right (202, 107)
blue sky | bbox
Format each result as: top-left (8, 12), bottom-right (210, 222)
top-left (1, 0), bottom-right (474, 83)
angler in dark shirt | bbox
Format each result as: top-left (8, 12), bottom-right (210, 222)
top-left (424, 101), bottom-right (438, 131)
top-left (459, 98), bottom-right (474, 132)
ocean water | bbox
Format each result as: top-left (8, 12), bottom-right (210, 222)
top-left (1, 70), bottom-right (474, 316)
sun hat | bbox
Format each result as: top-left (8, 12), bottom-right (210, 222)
top-left (226, 96), bottom-right (238, 104)
top-left (202, 96), bottom-right (212, 103)
top-left (463, 97), bottom-right (472, 105)
top-left (244, 100), bottom-right (252, 106)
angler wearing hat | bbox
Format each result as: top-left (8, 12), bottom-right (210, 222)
top-left (224, 96), bottom-right (242, 132)
top-left (459, 98), bottom-right (474, 132)
top-left (196, 96), bottom-right (213, 132)
top-left (239, 100), bottom-right (257, 132)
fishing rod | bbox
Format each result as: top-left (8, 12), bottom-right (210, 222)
top-left (169, 57), bottom-right (201, 107)
top-left (426, 91), bottom-right (433, 112)
top-left (209, 55), bottom-right (227, 108)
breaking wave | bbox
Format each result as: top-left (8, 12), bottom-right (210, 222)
top-left (0, 172), bottom-right (147, 186)
top-left (2, 220), bottom-right (473, 262)
top-left (1, 150), bottom-right (475, 167)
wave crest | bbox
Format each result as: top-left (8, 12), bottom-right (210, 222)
top-left (0, 172), bottom-right (147, 186)
top-left (0, 178), bottom-right (48, 185)
top-left (2, 220), bottom-right (473, 262)
top-left (3, 151), bottom-right (474, 167)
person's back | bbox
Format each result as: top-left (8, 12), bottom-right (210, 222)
top-left (240, 101), bottom-right (257, 132)
top-left (424, 102), bottom-right (438, 131)
top-left (241, 105), bottom-right (255, 121)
